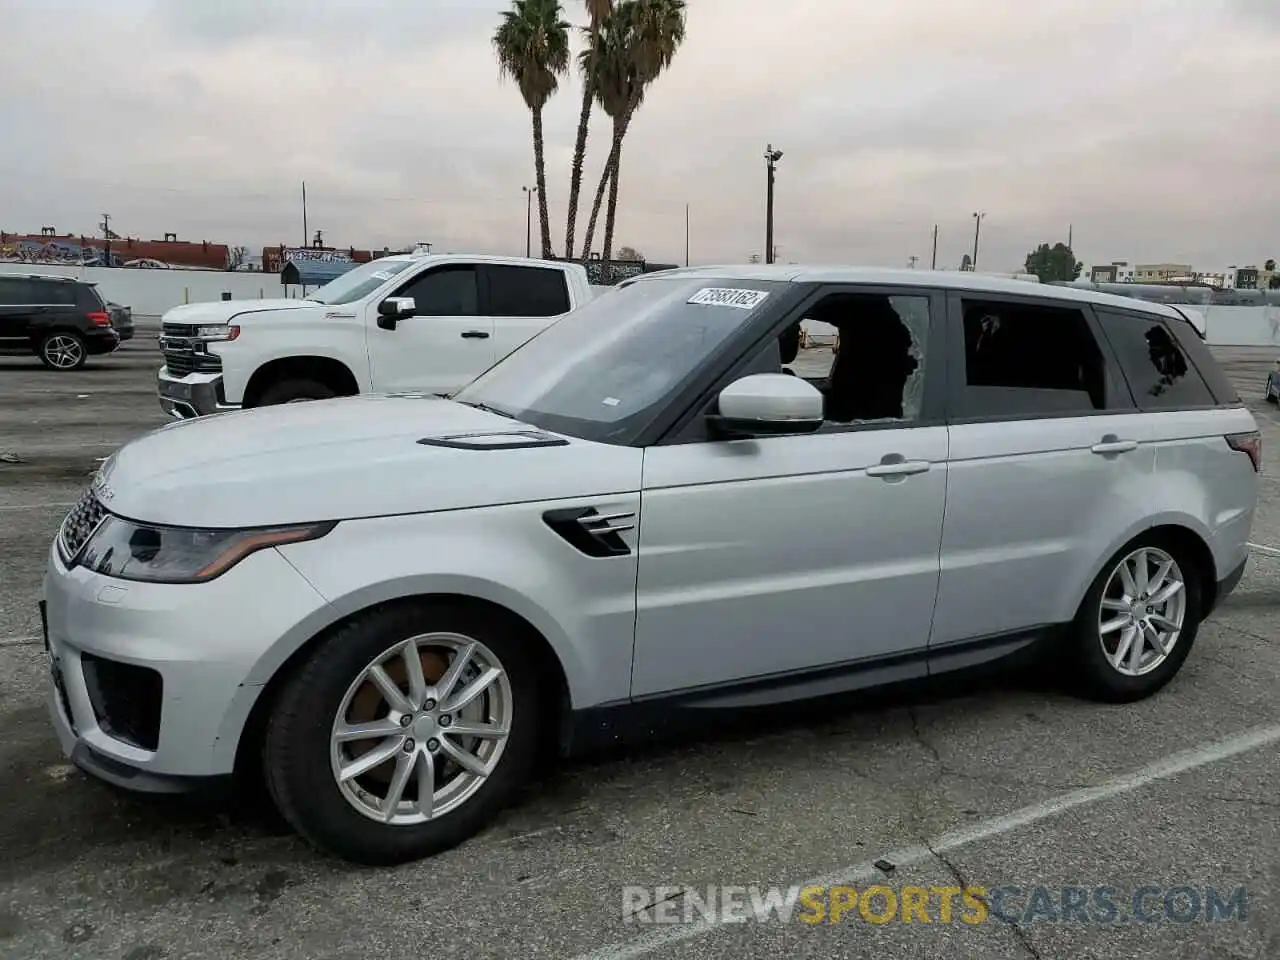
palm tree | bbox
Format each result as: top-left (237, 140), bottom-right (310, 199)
top-left (578, 0), bottom-right (685, 274)
top-left (494, 0), bottom-right (571, 259)
top-left (564, 0), bottom-right (614, 260)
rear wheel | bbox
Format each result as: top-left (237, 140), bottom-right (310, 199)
top-left (262, 601), bottom-right (540, 865)
top-left (257, 378), bottom-right (337, 406)
top-left (1067, 535), bottom-right (1203, 703)
top-left (38, 332), bottom-right (87, 371)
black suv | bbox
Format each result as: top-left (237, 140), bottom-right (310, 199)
top-left (0, 274), bottom-right (121, 370)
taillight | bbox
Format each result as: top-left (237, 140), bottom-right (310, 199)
top-left (87, 311), bottom-right (111, 326)
top-left (1226, 431), bottom-right (1261, 472)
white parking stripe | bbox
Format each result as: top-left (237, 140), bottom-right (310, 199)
top-left (0, 636), bottom-right (39, 648)
top-left (1247, 541), bottom-right (1280, 558)
top-left (571, 721), bottom-right (1280, 960)
top-left (0, 501), bottom-right (76, 512)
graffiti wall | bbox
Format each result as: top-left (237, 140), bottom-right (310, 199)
top-left (0, 237), bottom-right (122, 267)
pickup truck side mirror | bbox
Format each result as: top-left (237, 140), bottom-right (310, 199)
top-left (377, 296), bottom-right (416, 330)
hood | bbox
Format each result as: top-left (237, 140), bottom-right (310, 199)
top-left (161, 299), bottom-right (318, 326)
top-left (94, 396), bottom-right (642, 528)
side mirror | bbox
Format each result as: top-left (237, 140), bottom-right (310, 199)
top-left (705, 373), bottom-right (825, 439)
top-left (376, 296), bottom-right (416, 330)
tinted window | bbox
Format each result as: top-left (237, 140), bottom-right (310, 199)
top-left (956, 298), bottom-right (1108, 418)
top-left (486, 265), bottom-right (571, 317)
top-left (0, 278), bottom-right (31, 306)
top-left (75, 284), bottom-right (106, 311)
top-left (1094, 310), bottom-right (1220, 409)
top-left (396, 266), bottom-right (479, 316)
top-left (31, 281), bottom-right (77, 305)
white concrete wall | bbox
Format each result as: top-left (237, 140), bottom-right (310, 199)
top-left (4, 262), bottom-right (1278, 348)
top-left (0, 263), bottom-right (307, 316)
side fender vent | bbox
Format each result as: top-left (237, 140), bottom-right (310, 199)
top-left (543, 506), bottom-right (636, 557)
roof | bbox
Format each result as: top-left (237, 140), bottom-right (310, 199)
top-left (628, 265), bottom-right (1184, 320)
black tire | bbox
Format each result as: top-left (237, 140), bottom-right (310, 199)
top-left (257, 378), bottom-right (337, 406)
top-left (1066, 533), bottom-right (1204, 703)
top-left (262, 600), bottom-right (541, 865)
top-left (38, 332), bottom-right (87, 371)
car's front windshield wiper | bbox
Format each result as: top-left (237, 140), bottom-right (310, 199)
top-left (456, 399), bottom-right (514, 419)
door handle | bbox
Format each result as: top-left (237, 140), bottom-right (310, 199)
top-left (1091, 436), bottom-right (1138, 455)
top-left (461, 330), bottom-right (490, 339)
top-left (866, 459), bottom-right (931, 478)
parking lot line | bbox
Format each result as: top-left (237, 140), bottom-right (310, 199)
top-left (571, 720), bottom-right (1280, 960)
top-left (0, 636), bottom-right (39, 648)
top-left (1248, 541), bottom-right (1280, 558)
top-left (0, 501), bottom-right (76, 512)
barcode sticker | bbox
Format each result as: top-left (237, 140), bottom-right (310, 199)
top-left (687, 287), bottom-right (769, 310)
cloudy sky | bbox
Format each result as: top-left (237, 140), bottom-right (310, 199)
top-left (1, 0), bottom-right (1277, 271)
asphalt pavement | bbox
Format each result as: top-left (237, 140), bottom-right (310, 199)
top-left (2, 332), bottom-right (1279, 960)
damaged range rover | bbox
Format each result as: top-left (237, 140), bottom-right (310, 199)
top-left (42, 266), bottom-right (1258, 865)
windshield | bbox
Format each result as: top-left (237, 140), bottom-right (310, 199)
top-left (454, 276), bottom-right (788, 444)
top-left (305, 258), bottom-right (416, 304)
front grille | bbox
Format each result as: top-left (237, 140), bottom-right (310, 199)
top-left (161, 324), bottom-right (222, 377)
top-left (58, 490), bottom-right (106, 562)
top-left (81, 652), bottom-right (163, 751)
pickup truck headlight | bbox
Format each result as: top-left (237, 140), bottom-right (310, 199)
top-left (193, 324), bottom-right (240, 341)
top-left (76, 515), bottom-right (335, 584)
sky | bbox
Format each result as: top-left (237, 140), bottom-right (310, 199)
top-left (1, 0), bottom-right (1277, 271)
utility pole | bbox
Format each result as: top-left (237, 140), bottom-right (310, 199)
top-left (100, 214), bottom-right (111, 267)
top-left (301, 181), bottom-right (308, 248)
top-left (931, 224), bottom-right (938, 269)
top-left (685, 204), bottom-right (690, 267)
top-left (908, 255), bottom-right (919, 269)
top-left (971, 211), bottom-right (986, 270)
top-left (764, 145), bottom-right (783, 264)
top-left (1067, 223), bottom-right (1073, 250)
top-left (522, 186), bottom-right (536, 257)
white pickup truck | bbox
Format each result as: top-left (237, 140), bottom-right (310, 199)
top-left (156, 253), bottom-right (596, 418)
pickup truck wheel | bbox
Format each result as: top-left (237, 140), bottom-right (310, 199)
top-left (257, 379), bottom-right (336, 406)
top-left (261, 600), bottom-right (540, 865)
top-left (39, 332), bottom-right (87, 371)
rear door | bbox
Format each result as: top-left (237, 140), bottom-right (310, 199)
top-left (480, 263), bottom-right (573, 362)
top-left (0, 278), bottom-right (35, 342)
top-left (931, 292), bottom-right (1155, 650)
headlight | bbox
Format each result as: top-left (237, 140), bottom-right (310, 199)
top-left (75, 515), bottom-right (335, 584)
top-left (194, 324), bottom-right (240, 341)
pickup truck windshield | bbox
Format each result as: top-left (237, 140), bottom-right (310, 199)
top-left (454, 277), bottom-right (787, 445)
top-left (305, 258), bottom-right (416, 305)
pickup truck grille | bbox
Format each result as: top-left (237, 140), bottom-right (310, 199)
top-left (160, 323), bottom-right (222, 377)
top-left (58, 490), bottom-right (107, 562)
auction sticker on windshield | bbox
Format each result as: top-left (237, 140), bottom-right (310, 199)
top-left (687, 287), bottom-right (770, 310)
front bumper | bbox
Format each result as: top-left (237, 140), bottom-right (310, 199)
top-left (157, 367), bottom-right (239, 419)
top-left (42, 539), bottom-right (332, 790)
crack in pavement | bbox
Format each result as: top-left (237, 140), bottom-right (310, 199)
top-left (926, 841), bottom-right (1044, 960)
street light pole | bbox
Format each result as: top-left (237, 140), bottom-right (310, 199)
top-left (764, 145), bottom-right (783, 265)
top-left (971, 211), bottom-right (986, 270)
top-left (523, 186), bottom-right (537, 258)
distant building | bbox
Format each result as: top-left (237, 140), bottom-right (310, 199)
top-left (1089, 260), bottom-right (1135, 283)
top-left (0, 230), bottom-right (229, 269)
top-left (1133, 263), bottom-right (1193, 283)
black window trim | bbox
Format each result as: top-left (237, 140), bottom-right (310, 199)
top-left (943, 289), bottom-right (1136, 425)
top-left (652, 282), bottom-right (949, 446)
top-left (477, 263), bottom-right (572, 318)
top-left (1090, 304), bottom-right (1240, 412)
top-left (387, 263), bottom-right (480, 318)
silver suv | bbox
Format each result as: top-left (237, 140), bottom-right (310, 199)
top-left (42, 266), bottom-right (1260, 865)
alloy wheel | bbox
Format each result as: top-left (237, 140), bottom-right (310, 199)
top-left (329, 633), bottom-right (513, 825)
top-left (44, 335), bottom-right (84, 369)
top-left (1097, 546), bottom-right (1187, 677)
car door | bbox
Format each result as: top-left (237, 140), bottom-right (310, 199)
top-left (930, 291), bottom-right (1155, 654)
top-left (0, 278), bottom-right (37, 344)
top-left (480, 263), bottom-right (573, 363)
top-left (630, 285), bottom-right (950, 698)
top-left (365, 263), bottom-right (494, 393)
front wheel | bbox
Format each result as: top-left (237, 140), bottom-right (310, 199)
top-left (39, 332), bottom-right (87, 371)
top-left (262, 601), bottom-right (541, 865)
top-left (1066, 535), bottom-right (1203, 703)
top-left (257, 378), bottom-right (337, 406)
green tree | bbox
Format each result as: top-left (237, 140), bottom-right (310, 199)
top-left (578, 0), bottom-right (686, 273)
top-left (494, 0), bottom-right (570, 259)
top-left (1024, 242), bottom-right (1082, 282)
top-left (564, 0), bottom-right (614, 260)
top-left (617, 245), bottom-right (643, 260)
